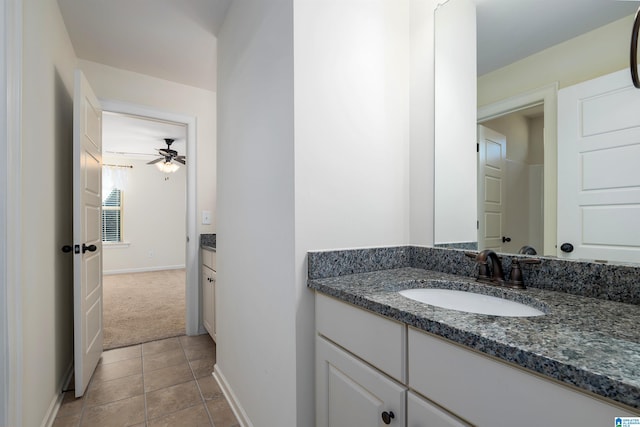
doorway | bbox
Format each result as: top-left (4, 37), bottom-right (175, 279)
top-left (478, 105), bottom-right (544, 255)
top-left (101, 112), bottom-right (188, 348)
top-left (477, 83), bottom-right (558, 256)
top-left (100, 99), bottom-right (200, 347)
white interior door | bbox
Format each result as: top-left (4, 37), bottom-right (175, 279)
top-left (73, 69), bottom-right (103, 397)
top-left (477, 125), bottom-right (506, 252)
top-left (558, 68), bottom-right (640, 263)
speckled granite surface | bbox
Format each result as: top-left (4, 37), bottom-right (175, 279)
top-left (309, 246), bottom-right (640, 305)
top-left (307, 245), bottom-right (640, 410)
top-left (200, 234), bottom-right (216, 250)
top-left (308, 267), bottom-right (640, 410)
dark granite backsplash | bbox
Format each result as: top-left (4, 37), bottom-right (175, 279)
top-left (308, 246), bottom-right (640, 305)
top-left (200, 233), bottom-right (216, 249)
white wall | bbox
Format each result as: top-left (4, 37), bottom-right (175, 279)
top-left (102, 157), bottom-right (186, 274)
top-left (434, 0), bottom-right (477, 245)
top-left (216, 0), bottom-right (296, 425)
top-left (78, 59), bottom-right (217, 234)
top-left (21, 0), bottom-right (77, 425)
top-left (478, 14), bottom-right (633, 107)
top-left (218, 0), bottom-right (429, 425)
top-left (294, 1), bottom-right (414, 424)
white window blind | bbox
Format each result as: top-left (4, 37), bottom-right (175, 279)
top-left (102, 188), bottom-right (122, 242)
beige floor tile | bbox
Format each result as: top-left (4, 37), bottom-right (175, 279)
top-left (56, 392), bottom-right (85, 419)
top-left (80, 395), bottom-right (145, 427)
top-left (196, 376), bottom-right (224, 401)
top-left (189, 357), bottom-right (216, 379)
top-left (184, 346), bottom-right (215, 362)
top-left (147, 404), bottom-right (212, 427)
top-left (100, 346), bottom-right (141, 365)
top-left (143, 348), bottom-right (187, 372)
top-left (86, 374), bottom-right (144, 407)
top-left (144, 362), bottom-right (194, 392)
top-left (206, 399), bottom-right (239, 427)
top-left (179, 334), bottom-right (214, 349)
top-left (142, 337), bottom-right (181, 355)
top-left (92, 357), bottom-right (142, 383)
top-left (145, 380), bottom-right (203, 420)
top-left (53, 414), bottom-right (81, 427)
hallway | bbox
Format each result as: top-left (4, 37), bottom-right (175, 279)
top-left (53, 335), bottom-right (238, 426)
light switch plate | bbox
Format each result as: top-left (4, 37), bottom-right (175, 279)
top-left (202, 210), bottom-right (212, 225)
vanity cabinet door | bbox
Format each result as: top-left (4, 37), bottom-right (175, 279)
top-left (202, 265), bottom-right (216, 341)
top-left (407, 391), bottom-right (470, 427)
top-left (316, 336), bottom-right (405, 427)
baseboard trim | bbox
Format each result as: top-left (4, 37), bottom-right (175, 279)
top-left (41, 361), bottom-right (74, 427)
top-left (213, 364), bottom-right (253, 427)
top-left (103, 265), bottom-right (185, 275)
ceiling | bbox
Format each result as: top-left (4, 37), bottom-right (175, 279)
top-left (476, 0), bottom-right (639, 75)
top-left (59, 1), bottom-right (637, 154)
top-left (57, 0), bottom-right (232, 92)
top-left (102, 112), bottom-right (187, 161)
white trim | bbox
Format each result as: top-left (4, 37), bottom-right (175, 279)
top-left (213, 365), bottom-right (253, 427)
top-left (99, 99), bottom-right (199, 335)
top-left (102, 265), bottom-right (186, 275)
top-left (1, 0), bottom-right (22, 425)
top-left (41, 362), bottom-right (73, 427)
top-left (477, 82), bottom-right (558, 257)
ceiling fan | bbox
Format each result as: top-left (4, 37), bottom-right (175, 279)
top-left (147, 138), bottom-right (186, 172)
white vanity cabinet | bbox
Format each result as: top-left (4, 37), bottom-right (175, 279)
top-left (201, 248), bottom-right (216, 342)
top-left (315, 292), bottom-right (637, 427)
top-left (316, 293), bottom-right (407, 426)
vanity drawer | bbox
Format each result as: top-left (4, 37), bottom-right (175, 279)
top-left (407, 327), bottom-right (636, 426)
top-left (315, 293), bottom-right (406, 383)
top-left (202, 249), bottom-right (216, 271)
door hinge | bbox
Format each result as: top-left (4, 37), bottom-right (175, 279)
top-left (477, 220), bottom-right (479, 230)
top-left (476, 143), bottom-right (480, 152)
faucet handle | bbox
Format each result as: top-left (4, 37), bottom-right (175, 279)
top-left (464, 251), bottom-right (478, 259)
top-left (507, 257), bottom-right (541, 289)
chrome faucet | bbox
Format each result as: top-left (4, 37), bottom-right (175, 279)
top-left (465, 250), bottom-right (540, 289)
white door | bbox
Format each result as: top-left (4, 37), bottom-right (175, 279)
top-left (316, 336), bottom-right (406, 427)
top-left (73, 69), bottom-right (103, 397)
top-left (558, 68), bottom-right (640, 263)
top-left (477, 125), bottom-right (506, 252)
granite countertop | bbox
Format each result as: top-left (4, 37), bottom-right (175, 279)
top-left (200, 234), bottom-right (216, 251)
top-left (308, 267), bottom-right (640, 410)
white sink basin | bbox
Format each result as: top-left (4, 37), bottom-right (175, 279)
top-left (399, 288), bottom-right (545, 317)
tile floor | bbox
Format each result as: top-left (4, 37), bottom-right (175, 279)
top-left (53, 334), bottom-right (239, 427)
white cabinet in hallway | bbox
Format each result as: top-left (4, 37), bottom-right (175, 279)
top-left (201, 248), bottom-right (216, 341)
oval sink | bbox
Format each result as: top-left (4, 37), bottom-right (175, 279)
top-left (399, 288), bottom-right (545, 317)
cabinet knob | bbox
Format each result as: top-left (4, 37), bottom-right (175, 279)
top-left (560, 242), bottom-right (574, 253)
top-left (381, 411), bottom-right (395, 424)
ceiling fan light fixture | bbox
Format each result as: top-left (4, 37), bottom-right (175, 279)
top-left (156, 161), bottom-right (180, 173)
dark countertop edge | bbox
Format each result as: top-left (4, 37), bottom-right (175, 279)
top-left (200, 245), bottom-right (216, 251)
top-left (308, 271), bottom-right (640, 411)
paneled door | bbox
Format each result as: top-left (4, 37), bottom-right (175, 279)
top-left (73, 69), bottom-right (103, 397)
top-left (477, 125), bottom-right (506, 252)
top-left (558, 68), bottom-right (640, 263)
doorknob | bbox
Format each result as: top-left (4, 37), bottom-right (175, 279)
top-left (560, 243), bottom-right (574, 253)
top-left (502, 236), bottom-right (512, 243)
top-left (82, 243), bottom-right (97, 253)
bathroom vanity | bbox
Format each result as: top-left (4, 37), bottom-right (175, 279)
top-left (201, 234), bottom-right (217, 342)
top-left (308, 246), bottom-right (640, 426)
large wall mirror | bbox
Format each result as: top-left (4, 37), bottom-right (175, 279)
top-left (434, 0), bottom-right (639, 264)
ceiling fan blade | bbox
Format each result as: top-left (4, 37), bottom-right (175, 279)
top-left (147, 157), bottom-right (164, 165)
top-left (174, 158), bottom-right (186, 165)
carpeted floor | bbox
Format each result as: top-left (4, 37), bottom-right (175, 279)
top-left (102, 269), bottom-right (186, 349)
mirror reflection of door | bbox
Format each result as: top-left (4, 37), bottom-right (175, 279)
top-left (477, 125), bottom-right (505, 252)
top-left (478, 105), bottom-right (544, 255)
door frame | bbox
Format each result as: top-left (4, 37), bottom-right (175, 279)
top-left (477, 83), bottom-right (558, 256)
top-left (1, 0), bottom-right (23, 424)
top-left (100, 99), bottom-right (199, 335)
